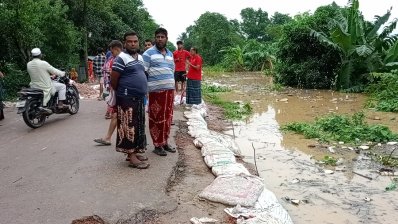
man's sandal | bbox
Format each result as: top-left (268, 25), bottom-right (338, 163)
top-left (163, 144), bottom-right (176, 153)
top-left (94, 138), bottom-right (111, 146)
top-left (128, 161), bottom-right (150, 169)
top-left (125, 155), bottom-right (148, 161)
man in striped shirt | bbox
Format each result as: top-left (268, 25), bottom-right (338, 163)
top-left (143, 28), bottom-right (176, 156)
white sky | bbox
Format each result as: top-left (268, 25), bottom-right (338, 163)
top-left (142, 0), bottom-right (398, 44)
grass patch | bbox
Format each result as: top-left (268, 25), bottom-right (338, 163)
top-left (270, 83), bottom-right (284, 91)
top-left (202, 84), bottom-right (231, 93)
top-left (202, 84), bottom-right (252, 120)
top-left (366, 71), bottom-right (398, 112)
top-left (203, 65), bottom-right (227, 77)
top-left (322, 155), bottom-right (337, 166)
top-left (282, 112), bottom-right (398, 143)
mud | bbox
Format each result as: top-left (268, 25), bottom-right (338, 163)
top-left (71, 215), bottom-right (106, 224)
top-left (208, 72), bottom-right (398, 224)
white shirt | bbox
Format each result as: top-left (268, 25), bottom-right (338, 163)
top-left (27, 58), bottom-right (65, 105)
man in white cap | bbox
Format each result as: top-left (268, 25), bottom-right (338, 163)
top-left (27, 48), bottom-right (67, 108)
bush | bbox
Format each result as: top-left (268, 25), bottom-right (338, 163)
top-left (275, 5), bottom-right (342, 89)
top-left (202, 84), bottom-right (252, 120)
top-left (1, 63), bottom-right (30, 100)
top-left (366, 71), bottom-right (398, 112)
top-left (282, 112), bottom-right (398, 143)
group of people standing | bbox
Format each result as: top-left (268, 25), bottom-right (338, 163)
top-left (94, 28), bottom-right (203, 169)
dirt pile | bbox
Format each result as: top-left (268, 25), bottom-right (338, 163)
top-left (71, 215), bottom-right (106, 224)
top-left (74, 83), bottom-right (99, 99)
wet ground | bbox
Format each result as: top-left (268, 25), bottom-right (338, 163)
top-left (206, 72), bottom-right (398, 224)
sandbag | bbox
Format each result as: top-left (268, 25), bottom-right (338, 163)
top-left (201, 142), bottom-right (234, 157)
top-left (188, 125), bottom-right (209, 138)
top-left (237, 213), bottom-right (283, 224)
top-left (225, 189), bottom-right (293, 224)
top-left (253, 189), bottom-right (293, 224)
top-left (174, 94), bottom-right (186, 105)
top-left (204, 153), bottom-right (236, 167)
top-left (212, 163), bottom-right (251, 176)
top-left (199, 174), bottom-right (264, 207)
top-left (196, 132), bottom-right (241, 156)
top-left (193, 139), bottom-right (204, 149)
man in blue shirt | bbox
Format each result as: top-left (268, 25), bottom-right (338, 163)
top-left (110, 31), bottom-right (149, 169)
top-left (143, 28), bottom-right (176, 156)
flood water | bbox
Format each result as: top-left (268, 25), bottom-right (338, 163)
top-left (206, 72), bottom-right (398, 224)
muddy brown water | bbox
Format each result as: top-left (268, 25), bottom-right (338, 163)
top-left (205, 72), bottom-right (398, 224)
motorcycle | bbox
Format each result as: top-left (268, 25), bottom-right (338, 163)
top-left (16, 74), bottom-right (80, 128)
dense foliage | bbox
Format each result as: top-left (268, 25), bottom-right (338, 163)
top-left (0, 0), bottom-right (160, 98)
top-left (366, 70), bottom-right (398, 112)
top-left (311, 0), bottom-right (398, 90)
top-left (275, 4), bottom-right (343, 88)
top-left (1, 0), bottom-right (398, 101)
top-left (283, 112), bottom-right (398, 143)
top-left (202, 84), bottom-right (252, 120)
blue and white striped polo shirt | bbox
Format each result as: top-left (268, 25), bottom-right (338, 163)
top-left (112, 52), bottom-right (147, 97)
top-left (142, 46), bottom-right (175, 92)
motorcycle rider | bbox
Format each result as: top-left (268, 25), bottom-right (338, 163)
top-left (27, 48), bottom-right (67, 109)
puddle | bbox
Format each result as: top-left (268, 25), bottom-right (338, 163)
top-left (207, 72), bottom-right (398, 224)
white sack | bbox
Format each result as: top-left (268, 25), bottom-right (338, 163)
top-left (199, 174), bottom-right (264, 207)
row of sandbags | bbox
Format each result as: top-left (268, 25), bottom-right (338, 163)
top-left (184, 104), bottom-right (293, 224)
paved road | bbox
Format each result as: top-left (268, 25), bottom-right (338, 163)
top-left (0, 100), bottom-right (179, 224)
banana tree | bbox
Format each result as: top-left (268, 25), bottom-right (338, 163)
top-left (219, 46), bottom-right (245, 72)
top-left (311, 0), bottom-right (397, 89)
top-left (243, 41), bottom-right (276, 71)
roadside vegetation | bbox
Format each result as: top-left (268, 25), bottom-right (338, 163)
top-left (1, 0), bottom-right (398, 123)
top-left (202, 84), bottom-right (252, 120)
top-left (282, 112), bottom-right (398, 144)
top-left (366, 70), bottom-right (398, 112)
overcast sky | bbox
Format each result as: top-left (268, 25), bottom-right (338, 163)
top-left (142, 0), bottom-right (398, 44)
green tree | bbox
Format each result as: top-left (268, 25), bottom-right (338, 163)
top-left (275, 3), bottom-right (342, 89)
top-left (63, 0), bottom-right (158, 54)
top-left (0, 0), bottom-right (80, 68)
top-left (240, 8), bottom-right (270, 41)
top-left (311, 0), bottom-right (398, 89)
top-left (267, 12), bottom-right (292, 41)
top-left (166, 41), bottom-right (176, 52)
top-left (180, 12), bottom-right (244, 65)
top-left (271, 12), bottom-right (292, 25)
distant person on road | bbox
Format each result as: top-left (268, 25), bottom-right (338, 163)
top-left (103, 50), bottom-right (114, 119)
top-left (186, 47), bottom-right (203, 105)
top-left (94, 40), bottom-right (123, 146)
top-left (173, 40), bottom-right (190, 94)
top-left (142, 39), bottom-right (153, 112)
top-left (111, 31), bottom-right (149, 169)
top-left (93, 47), bottom-right (106, 100)
top-left (144, 39), bottom-right (153, 51)
top-left (87, 59), bottom-right (94, 83)
top-left (143, 28), bottom-right (176, 156)
top-left (0, 71), bottom-right (5, 120)
top-left (27, 48), bottom-right (67, 109)
top-left (70, 68), bottom-right (78, 81)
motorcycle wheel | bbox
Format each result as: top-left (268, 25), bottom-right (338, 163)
top-left (22, 100), bottom-right (46, 128)
top-left (68, 87), bottom-right (79, 115)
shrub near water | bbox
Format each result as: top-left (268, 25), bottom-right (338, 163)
top-left (366, 71), bottom-right (398, 112)
top-left (202, 84), bottom-right (253, 120)
top-left (283, 112), bottom-right (398, 143)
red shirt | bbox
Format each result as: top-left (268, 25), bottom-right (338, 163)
top-left (187, 54), bottom-right (203, 80)
top-left (173, 49), bottom-right (190, 71)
